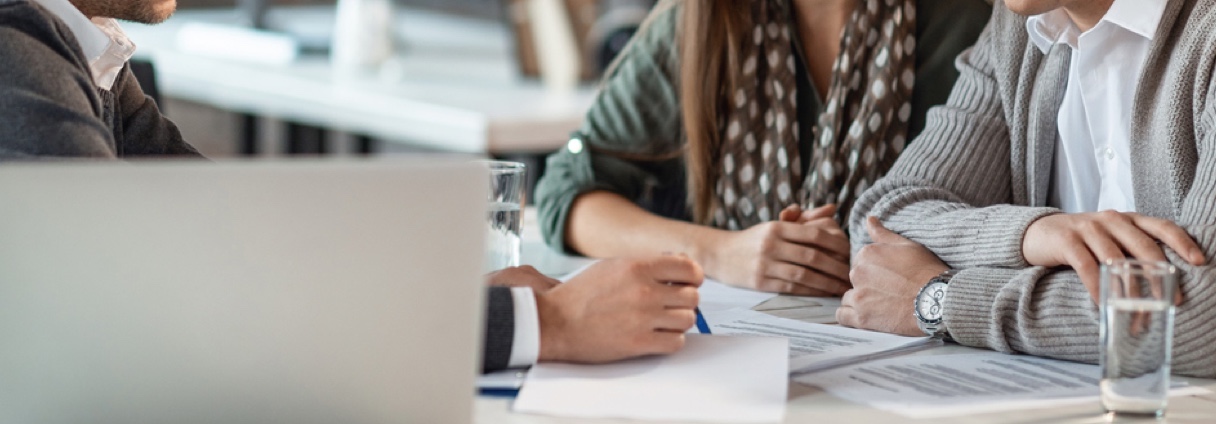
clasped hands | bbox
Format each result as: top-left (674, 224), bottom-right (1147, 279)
top-left (703, 204), bottom-right (853, 296)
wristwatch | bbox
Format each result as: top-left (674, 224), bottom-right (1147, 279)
top-left (914, 270), bottom-right (957, 341)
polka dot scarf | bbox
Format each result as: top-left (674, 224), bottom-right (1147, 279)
top-left (710, 0), bottom-right (916, 233)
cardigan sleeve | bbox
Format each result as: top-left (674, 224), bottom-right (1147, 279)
top-left (847, 7), bottom-right (1060, 270)
top-left (851, 4), bottom-right (1216, 379)
top-left (534, 0), bottom-right (687, 254)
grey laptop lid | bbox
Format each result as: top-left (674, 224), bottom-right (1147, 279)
top-left (0, 159), bottom-right (485, 424)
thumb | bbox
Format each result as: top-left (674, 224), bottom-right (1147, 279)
top-left (865, 216), bottom-right (907, 244)
top-left (779, 205), bottom-right (802, 222)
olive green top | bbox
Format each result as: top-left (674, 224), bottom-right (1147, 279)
top-left (535, 0), bottom-right (993, 253)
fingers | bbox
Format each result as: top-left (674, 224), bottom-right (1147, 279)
top-left (770, 242), bottom-right (851, 282)
top-left (1065, 247), bottom-right (1101, 303)
top-left (655, 284), bottom-right (700, 309)
top-left (802, 204), bottom-right (837, 222)
top-left (756, 278), bottom-right (838, 297)
top-left (777, 222), bottom-right (852, 257)
top-left (653, 309), bottom-right (697, 332)
top-left (640, 256), bottom-right (705, 287)
top-left (835, 305), bottom-right (857, 328)
top-left (1081, 229), bottom-right (1129, 265)
top-left (1131, 214), bottom-right (1206, 265)
top-left (778, 204), bottom-right (835, 224)
top-left (1100, 215), bottom-right (1167, 263)
top-left (865, 217), bottom-right (910, 244)
top-left (767, 262), bottom-right (850, 294)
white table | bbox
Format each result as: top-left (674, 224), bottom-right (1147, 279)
top-left (507, 209), bottom-right (1216, 423)
top-left (122, 6), bottom-right (596, 154)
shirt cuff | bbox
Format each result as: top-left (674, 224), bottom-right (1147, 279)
top-left (507, 287), bottom-right (540, 368)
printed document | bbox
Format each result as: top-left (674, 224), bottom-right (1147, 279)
top-left (513, 334), bottom-right (788, 423)
top-left (706, 308), bottom-right (936, 373)
top-left (794, 352), bottom-right (1210, 418)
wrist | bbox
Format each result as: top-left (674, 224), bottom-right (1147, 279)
top-left (914, 269), bottom-right (957, 340)
top-left (534, 291), bottom-right (568, 362)
top-left (689, 226), bottom-right (731, 279)
top-left (1021, 212), bottom-right (1061, 265)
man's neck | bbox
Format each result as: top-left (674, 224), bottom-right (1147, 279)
top-left (1063, 0), bottom-right (1116, 32)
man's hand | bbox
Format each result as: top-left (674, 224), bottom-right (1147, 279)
top-left (838, 217), bottom-right (947, 336)
top-left (485, 265), bottom-right (560, 292)
top-left (535, 256), bottom-right (703, 364)
top-left (705, 204), bottom-right (852, 296)
top-left (1022, 211), bottom-right (1205, 302)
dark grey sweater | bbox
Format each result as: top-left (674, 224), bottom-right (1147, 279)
top-left (0, 0), bottom-right (518, 372)
top-left (0, 0), bottom-right (198, 159)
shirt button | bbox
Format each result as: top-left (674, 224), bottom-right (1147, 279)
top-left (1104, 147), bottom-right (1115, 160)
top-left (567, 138), bottom-right (584, 154)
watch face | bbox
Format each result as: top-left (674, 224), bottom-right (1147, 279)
top-left (916, 281), bottom-right (948, 322)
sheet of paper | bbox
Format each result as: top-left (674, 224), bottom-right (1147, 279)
top-left (513, 334), bottom-right (789, 423)
top-left (706, 308), bottom-right (936, 373)
top-left (698, 278), bottom-right (779, 312)
top-left (559, 261), bottom-right (779, 313)
top-left (794, 352), bottom-right (1211, 418)
top-left (477, 368), bottom-right (528, 390)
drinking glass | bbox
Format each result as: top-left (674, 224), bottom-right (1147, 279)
top-left (1099, 259), bottom-right (1178, 418)
top-left (483, 161), bottom-right (525, 271)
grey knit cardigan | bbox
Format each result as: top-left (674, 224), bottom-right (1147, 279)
top-left (849, 0), bottom-right (1216, 378)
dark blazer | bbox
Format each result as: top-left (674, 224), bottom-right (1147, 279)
top-left (1, 0), bottom-right (520, 373)
top-left (482, 287), bottom-right (517, 372)
top-left (0, 0), bottom-right (200, 160)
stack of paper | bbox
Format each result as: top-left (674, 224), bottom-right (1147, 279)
top-left (795, 352), bottom-right (1210, 418)
top-left (513, 334), bottom-right (789, 423)
top-left (706, 308), bottom-right (938, 374)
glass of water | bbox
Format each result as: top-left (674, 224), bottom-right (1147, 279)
top-left (483, 161), bottom-right (525, 272)
top-left (1099, 259), bottom-right (1178, 418)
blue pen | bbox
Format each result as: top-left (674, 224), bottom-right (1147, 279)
top-left (695, 307), bottom-right (711, 334)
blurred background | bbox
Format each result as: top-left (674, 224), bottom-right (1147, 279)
top-left (129, 0), bottom-right (656, 191)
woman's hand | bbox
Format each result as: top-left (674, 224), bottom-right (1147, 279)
top-left (704, 204), bottom-right (851, 296)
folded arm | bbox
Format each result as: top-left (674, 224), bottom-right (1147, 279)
top-left (847, 8), bottom-right (1216, 378)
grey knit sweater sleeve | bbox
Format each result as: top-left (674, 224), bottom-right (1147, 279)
top-left (849, 1), bottom-right (1216, 378)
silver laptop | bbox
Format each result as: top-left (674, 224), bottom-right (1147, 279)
top-left (0, 159), bottom-right (486, 424)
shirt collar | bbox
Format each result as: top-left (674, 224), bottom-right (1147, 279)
top-left (30, 0), bottom-right (136, 90)
top-left (1102, 0), bottom-right (1168, 40)
top-left (1025, 0), bottom-right (1168, 54)
top-left (1026, 9), bottom-right (1076, 54)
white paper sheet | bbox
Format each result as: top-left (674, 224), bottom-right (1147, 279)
top-left (699, 279), bottom-right (780, 312)
top-left (794, 352), bottom-right (1211, 418)
top-left (706, 308), bottom-right (937, 373)
top-left (477, 368), bottom-right (528, 390)
top-left (513, 334), bottom-right (789, 423)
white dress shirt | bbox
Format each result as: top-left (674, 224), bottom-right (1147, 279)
top-left (1026, 0), bottom-right (1167, 214)
top-left (508, 287), bottom-right (540, 368)
top-left (30, 0), bottom-right (136, 90)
